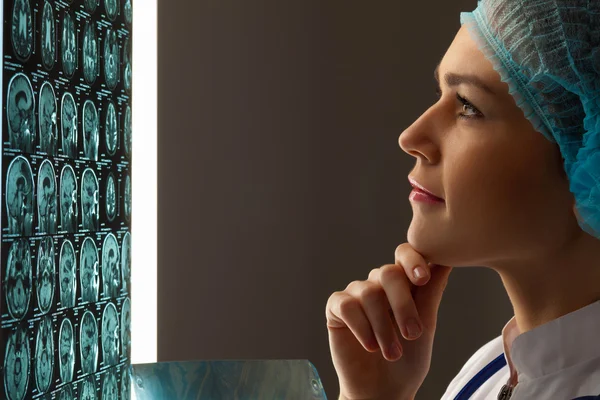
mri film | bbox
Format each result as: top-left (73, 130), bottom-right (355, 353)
top-left (124, 37), bottom-right (132, 93)
top-left (80, 237), bottom-right (100, 303)
top-left (121, 297), bottom-right (131, 358)
top-left (6, 156), bottom-right (34, 235)
top-left (36, 237), bottom-right (55, 314)
top-left (121, 232), bottom-right (131, 293)
top-left (79, 375), bottom-right (98, 400)
top-left (37, 160), bottom-right (57, 234)
top-left (105, 0), bottom-right (119, 21)
top-left (34, 315), bottom-right (54, 394)
top-left (59, 240), bottom-right (77, 308)
top-left (7, 73), bottom-right (35, 153)
top-left (102, 369), bottom-right (118, 399)
top-left (83, 100), bottom-right (99, 160)
top-left (61, 92), bottom-right (77, 158)
top-left (105, 101), bottom-right (118, 155)
top-left (60, 165), bottom-right (78, 233)
top-left (11, 0), bottom-right (33, 61)
top-left (39, 82), bottom-right (58, 155)
top-left (124, 174), bottom-right (131, 222)
top-left (101, 303), bottom-right (119, 366)
top-left (124, 0), bottom-right (132, 25)
top-left (121, 367), bottom-right (130, 400)
top-left (5, 239), bottom-right (32, 321)
top-left (106, 174), bottom-right (116, 221)
top-left (104, 28), bottom-right (119, 90)
top-left (121, 369), bottom-right (131, 400)
top-left (2, 1), bottom-right (132, 398)
top-left (61, 11), bottom-right (77, 78)
top-left (59, 318), bottom-right (75, 383)
top-left (3, 324), bottom-right (30, 400)
top-left (85, 0), bottom-right (99, 14)
top-left (124, 105), bottom-right (132, 158)
top-left (80, 310), bottom-right (99, 375)
top-left (102, 233), bottom-right (120, 298)
top-left (59, 384), bottom-right (75, 400)
top-left (82, 168), bottom-right (100, 231)
top-left (41, 1), bottom-right (55, 70)
top-left (83, 21), bottom-right (99, 85)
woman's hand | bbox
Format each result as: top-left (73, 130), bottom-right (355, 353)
top-left (326, 243), bottom-right (453, 400)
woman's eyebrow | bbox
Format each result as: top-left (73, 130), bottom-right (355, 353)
top-left (434, 63), bottom-right (495, 96)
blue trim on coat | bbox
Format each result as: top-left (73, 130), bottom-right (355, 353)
top-left (453, 353), bottom-right (507, 400)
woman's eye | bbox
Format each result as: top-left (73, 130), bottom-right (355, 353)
top-left (457, 94), bottom-right (483, 119)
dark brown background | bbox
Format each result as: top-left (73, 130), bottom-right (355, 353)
top-left (157, 1), bottom-right (514, 398)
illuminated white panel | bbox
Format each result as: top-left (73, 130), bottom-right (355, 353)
top-left (131, 0), bottom-right (158, 364)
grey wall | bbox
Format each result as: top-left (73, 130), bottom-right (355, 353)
top-left (157, 1), bottom-right (514, 399)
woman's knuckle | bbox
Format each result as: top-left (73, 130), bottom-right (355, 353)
top-left (379, 264), bottom-right (402, 281)
top-left (359, 284), bottom-right (384, 303)
top-left (337, 296), bottom-right (358, 317)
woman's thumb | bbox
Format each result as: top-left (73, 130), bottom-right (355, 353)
top-left (412, 264), bottom-right (453, 331)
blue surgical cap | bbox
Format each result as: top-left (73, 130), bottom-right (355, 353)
top-left (460, 0), bottom-right (600, 239)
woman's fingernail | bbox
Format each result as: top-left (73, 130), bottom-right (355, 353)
top-left (406, 318), bottom-right (422, 338)
top-left (414, 266), bottom-right (426, 279)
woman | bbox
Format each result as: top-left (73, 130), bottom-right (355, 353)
top-left (326, 0), bottom-right (600, 399)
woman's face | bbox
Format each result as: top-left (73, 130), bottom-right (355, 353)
top-left (398, 26), bottom-right (578, 268)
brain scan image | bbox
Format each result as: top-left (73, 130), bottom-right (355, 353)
top-left (102, 234), bottom-right (120, 298)
top-left (37, 160), bottom-right (57, 234)
top-left (60, 165), bottom-right (78, 233)
top-left (121, 232), bottom-right (131, 293)
top-left (6, 156), bottom-right (34, 236)
top-left (34, 315), bottom-right (54, 394)
top-left (105, 0), bottom-right (119, 21)
top-left (62, 12), bottom-right (77, 78)
top-left (7, 73), bottom-right (35, 153)
top-left (79, 375), bottom-right (98, 400)
top-left (58, 384), bottom-right (75, 400)
top-left (124, 175), bottom-right (131, 222)
top-left (102, 303), bottom-right (119, 366)
top-left (106, 174), bottom-right (116, 221)
top-left (36, 237), bottom-right (55, 314)
top-left (59, 318), bottom-right (75, 383)
top-left (11, 0), bottom-right (33, 61)
top-left (3, 324), bottom-right (30, 400)
top-left (83, 100), bottom-right (99, 160)
top-left (124, 37), bottom-right (132, 93)
top-left (124, 0), bottom-right (132, 25)
top-left (121, 366), bottom-right (131, 400)
top-left (80, 310), bottom-right (99, 375)
top-left (5, 239), bottom-right (32, 321)
top-left (80, 237), bottom-right (99, 303)
top-left (61, 92), bottom-right (77, 158)
top-left (105, 102), bottom-right (118, 155)
top-left (83, 21), bottom-right (99, 85)
top-left (121, 297), bottom-right (131, 357)
top-left (102, 369), bottom-right (118, 400)
top-left (59, 240), bottom-right (77, 308)
top-left (104, 28), bottom-right (119, 90)
top-left (124, 105), bottom-right (132, 158)
top-left (85, 0), bottom-right (99, 13)
top-left (82, 169), bottom-right (100, 231)
top-left (41, 1), bottom-right (55, 70)
top-left (39, 82), bottom-right (58, 155)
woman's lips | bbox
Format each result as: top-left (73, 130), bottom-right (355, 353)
top-left (408, 177), bottom-right (445, 201)
top-left (409, 188), bottom-right (445, 204)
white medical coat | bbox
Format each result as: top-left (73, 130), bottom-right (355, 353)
top-left (440, 299), bottom-right (600, 399)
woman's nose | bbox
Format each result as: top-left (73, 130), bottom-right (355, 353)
top-left (398, 103), bottom-right (443, 162)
